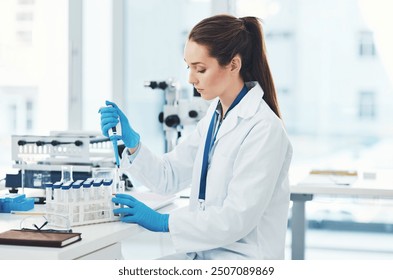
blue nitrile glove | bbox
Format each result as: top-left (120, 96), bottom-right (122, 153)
top-left (98, 100), bottom-right (140, 149)
top-left (112, 193), bottom-right (169, 232)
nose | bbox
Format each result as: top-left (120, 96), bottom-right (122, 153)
top-left (188, 71), bottom-right (198, 86)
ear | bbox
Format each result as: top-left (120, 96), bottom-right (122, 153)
top-left (230, 54), bottom-right (242, 74)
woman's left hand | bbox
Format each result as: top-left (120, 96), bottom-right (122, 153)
top-left (112, 193), bottom-right (169, 232)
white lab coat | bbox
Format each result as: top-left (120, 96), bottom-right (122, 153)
top-left (121, 82), bottom-right (293, 259)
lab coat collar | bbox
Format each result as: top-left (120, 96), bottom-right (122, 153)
top-left (215, 81), bottom-right (264, 141)
top-left (238, 81), bottom-right (264, 119)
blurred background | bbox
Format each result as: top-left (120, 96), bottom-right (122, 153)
top-left (1, 0), bottom-right (393, 259)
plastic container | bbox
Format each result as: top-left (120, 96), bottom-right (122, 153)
top-left (0, 194), bottom-right (34, 213)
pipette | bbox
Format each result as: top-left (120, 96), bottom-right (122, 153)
top-left (106, 108), bottom-right (123, 190)
top-left (108, 125), bottom-right (121, 168)
top-left (100, 103), bottom-right (123, 191)
top-left (108, 126), bottom-right (124, 193)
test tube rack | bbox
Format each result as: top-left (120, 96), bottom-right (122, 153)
top-left (45, 179), bottom-right (121, 228)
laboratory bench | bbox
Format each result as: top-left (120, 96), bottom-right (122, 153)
top-left (289, 169), bottom-right (393, 260)
top-left (0, 187), bottom-right (184, 260)
top-left (5, 171), bottom-right (392, 261)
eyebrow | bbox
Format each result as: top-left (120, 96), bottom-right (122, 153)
top-left (184, 58), bottom-right (205, 66)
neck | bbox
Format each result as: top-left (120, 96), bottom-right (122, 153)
top-left (220, 80), bottom-right (245, 116)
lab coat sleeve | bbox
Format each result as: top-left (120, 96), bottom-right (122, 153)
top-left (120, 116), bottom-right (208, 195)
top-left (169, 118), bottom-right (292, 253)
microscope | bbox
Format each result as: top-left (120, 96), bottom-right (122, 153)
top-left (144, 79), bottom-right (209, 152)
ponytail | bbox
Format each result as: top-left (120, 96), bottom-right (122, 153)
top-left (240, 17), bottom-right (281, 119)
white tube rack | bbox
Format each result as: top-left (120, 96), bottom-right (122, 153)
top-left (46, 199), bottom-right (120, 228)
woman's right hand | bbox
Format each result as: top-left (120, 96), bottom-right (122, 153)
top-left (98, 100), bottom-right (140, 149)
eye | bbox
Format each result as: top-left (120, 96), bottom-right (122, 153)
top-left (197, 69), bottom-right (206, 73)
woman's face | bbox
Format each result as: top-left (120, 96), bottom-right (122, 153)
top-left (184, 40), bottom-right (234, 101)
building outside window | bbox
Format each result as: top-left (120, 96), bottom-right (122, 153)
top-left (358, 91), bottom-right (376, 120)
top-left (359, 31), bottom-right (376, 57)
top-left (0, 0), bottom-right (68, 169)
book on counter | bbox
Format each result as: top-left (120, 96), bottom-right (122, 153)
top-left (0, 229), bottom-right (82, 248)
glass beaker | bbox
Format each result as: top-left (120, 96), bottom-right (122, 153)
top-left (61, 165), bottom-right (73, 183)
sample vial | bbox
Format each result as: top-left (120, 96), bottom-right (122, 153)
top-left (71, 180), bottom-right (84, 203)
top-left (52, 181), bottom-right (62, 225)
top-left (117, 180), bottom-right (125, 193)
top-left (44, 182), bottom-right (53, 212)
top-left (61, 181), bottom-right (72, 215)
top-left (83, 179), bottom-right (93, 221)
top-left (92, 178), bottom-right (104, 200)
top-left (44, 182), bottom-right (53, 204)
top-left (52, 182), bottom-right (62, 203)
top-left (72, 180), bottom-right (84, 223)
top-left (92, 178), bottom-right (104, 219)
top-left (102, 179), bottom-right (113, 199)
top-left (102, 179), bottom-right (113, 218)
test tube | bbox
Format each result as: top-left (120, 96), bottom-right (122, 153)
top-left (83, 179), bottom-right (93, 221)
top-left (52, 181), bottom-right (62, 225)
top-left (102, 179), bottom-right (113, 218)
top-left (44, 182), bottom-right (53, 212)
top-left (92, 178), bottom-right (104, 200)
top-left (83, 178), bottom-right (94, 200)
top-left (71, 180), bottom-right (84, 203)
top-left (61, 181), bottom-right (73, 202)
top-left (72, 180), bottom-right (84, 223)
top-left (52, 182), bottom-right (62, 204)
top-left (61, 181), bottom-right (73, 218)
top-left (102, 179), bottom-right (113, 199)
top-left (92, 178), bottom-right (104, 219)
top-left (44, 182), bottom-right (53, 204)
top-left (117, 180), bottom-right (125, 193)
top-left (61, 182), bottom-right (72, 223)
top-left (113, 181), bottom-right (125, 217)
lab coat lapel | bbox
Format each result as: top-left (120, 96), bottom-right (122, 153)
top-left (215, 112), bottom-right (238, 142)
top-left (215, 83), bottom-right (262, 142)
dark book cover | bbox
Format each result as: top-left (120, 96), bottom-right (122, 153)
top-left (0, 229), bottom-right (82, 248)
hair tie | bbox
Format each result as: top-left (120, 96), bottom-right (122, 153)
top-left (239, 17), bottom-right (250, 31)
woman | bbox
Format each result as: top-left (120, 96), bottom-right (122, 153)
top-left (99, 14), bottom-right (292, 260)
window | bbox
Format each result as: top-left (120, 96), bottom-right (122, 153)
top-left (9, 104), bottom-right (17, 132)
top-left (234, 0), bottom-right (393, 246)
top-left (359, 31), bottom-right (376, 57)
top-left (0, 0), bottom-right (68, 171)
top-left (122, 0), bottom-right (213, 154)
top-left (234, 0), bottom-right (393, 169)
top-left (26, 99), bottom-right (33, 130)
top-left (358, 91), bottom-right (376, 120)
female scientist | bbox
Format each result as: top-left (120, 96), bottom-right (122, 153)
top-left (99, 14), bottom-right (293, 260)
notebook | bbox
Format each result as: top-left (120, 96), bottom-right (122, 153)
top-left (0, 229), bottom-right (82, 248)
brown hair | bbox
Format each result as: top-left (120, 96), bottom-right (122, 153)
top-left (189, 14), bottom-right (281, 119)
